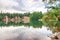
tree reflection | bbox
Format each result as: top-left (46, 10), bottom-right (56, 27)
top-left (45, 21), bottom-right (60, 33)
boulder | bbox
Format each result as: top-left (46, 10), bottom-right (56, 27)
top-left (56, 32), bottom-right (60, 39)
top-left (50, 32), bottom-right (60, 40)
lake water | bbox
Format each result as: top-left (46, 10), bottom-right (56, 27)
top-left (0, 26), bottom-right (52, 40)
top-left (1, 21), bottom-right (60, 40)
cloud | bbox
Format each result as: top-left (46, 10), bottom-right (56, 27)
top-left (0, 0), bottom-right (18, 9)
top-left (0, 0), bottom-right (47, 13)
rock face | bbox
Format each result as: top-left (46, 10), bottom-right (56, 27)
top-left (50, 32), bottom-right (60, 40)
top-left (56, 32), bottom-right (60, 39)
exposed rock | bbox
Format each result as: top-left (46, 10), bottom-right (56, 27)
top-left (50, 32), bottom-right (60, 40)
top-left (3, 15), bottom-right (9, 24)
top-left (10, 18), bottom-right (15, 22)
top-left (56, 32), bottom-right (60, 39)
top-left (22, 16), bottom-right (30, 23)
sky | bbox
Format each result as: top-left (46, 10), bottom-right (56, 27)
top-left (0, 0), bottom-right (47, 13)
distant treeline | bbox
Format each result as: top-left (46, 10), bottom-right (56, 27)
top-left (0, 11), bottom-right (60, 28)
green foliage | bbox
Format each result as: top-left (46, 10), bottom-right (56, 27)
top-left (42, 12), bottom-right (57, 26)
top-left (42, 0), bottom-right (58, 3)
top-left (30, 12), bottom-right (43, 28)
top-left (24, 13), bottom-right (30, 17)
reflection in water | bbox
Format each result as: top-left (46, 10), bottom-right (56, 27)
top-left (24, 21), bottom-right (60, 33)
top-left (0, 16), bottom-right (60, 40)
top-left (0, 13), bottom-right (60, 34)
top-left (46, 21), bottom-right (60, 33)
top-left (0, 18), bottom-right (60, 40)
top-left (0, 26), bottom-right (52, 40)
top-left (0, 20), bottom-right (60, 33)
